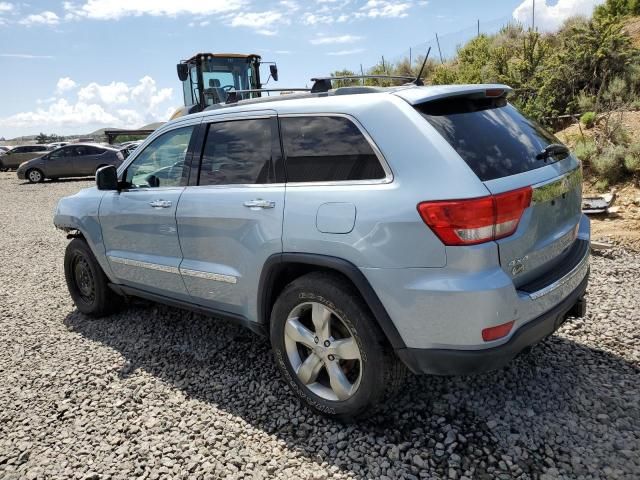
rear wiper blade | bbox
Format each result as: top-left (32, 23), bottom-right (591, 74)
top-left (536, 143), bottom-right (569, 161)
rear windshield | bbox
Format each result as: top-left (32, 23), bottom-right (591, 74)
top-left (416, 97), bottom-right (560, 181)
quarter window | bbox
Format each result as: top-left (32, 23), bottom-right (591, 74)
top-left (125, 126), bottom-right (194, 188)
top-left (280, 116), bottom-right (386, 183)
top-left (198, 119), bottom-right (273, 186)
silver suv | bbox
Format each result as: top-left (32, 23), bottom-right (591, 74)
top-left (54, 84), bottom-right (590, 420)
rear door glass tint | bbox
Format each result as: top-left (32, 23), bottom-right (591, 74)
top-left (416, 98), bottom-right (561, 181)
top-left (199, 119), bottom-right (273, 186)
top-left (280, 116), bottom-right (386, 182)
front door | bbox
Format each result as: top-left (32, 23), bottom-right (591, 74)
top-left (99, 124), bottom-right (198, 299)
top-left (176, 115), bottom-right (284, 321)
top-left (45, 146), bottom-right (76, 177)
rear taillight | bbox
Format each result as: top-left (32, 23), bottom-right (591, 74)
top-left (417, 186), bottom-right (532, 246)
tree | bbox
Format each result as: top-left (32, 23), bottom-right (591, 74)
top-left (36, 133), bottom-right (49, 144)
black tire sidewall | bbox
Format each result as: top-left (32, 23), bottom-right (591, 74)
top-left (270, 275), bottom-right (387, 420)
top-left (64, 239), bottom-right (112, 316)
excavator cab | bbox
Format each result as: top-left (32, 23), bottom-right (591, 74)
top-left (173, 53), bottom-right (277, 119)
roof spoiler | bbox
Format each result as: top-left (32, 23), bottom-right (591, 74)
top-left (393, 84), bottom-right (513, 105)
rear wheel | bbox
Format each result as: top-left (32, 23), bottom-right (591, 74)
top-left (270, 272), bottom-right (406, 421)
top-left (64, 238), bottom-right (124, 317)
top-left (27, 169), bottom-right (44, 183)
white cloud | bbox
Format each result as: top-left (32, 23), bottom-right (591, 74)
top-left (327, 48), bottom-right (365, 56)
top-left (310, 34), bottom-right (363, 45)
top-left (229, 11), bottom-right (285, 35)
top-left (512, 0), bottom-right (605, 32)
top-left (357, 0), bottom-right (411, 18)
top-left (302, 12), bottom-right (334, 25)
top-left (0, 2), bottom-right (13, 13)
top-left (19, 11), bottom-right (60, 25)
top-left (69, 0), bottom-right (243, 20)
top-left (56, 77), bottom-right (77, 93)
top-left (0, 76), bottom-right (176, 134)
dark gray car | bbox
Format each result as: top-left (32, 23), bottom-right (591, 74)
top-left (17, 144), bottom-right (125, 183)
top-left (0, 145), bottom-right (51, 170)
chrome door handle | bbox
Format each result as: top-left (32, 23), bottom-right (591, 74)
top-left (243, 199), bottom-right (275, 209)
top-left (149, 200), bottom-right (172, 209)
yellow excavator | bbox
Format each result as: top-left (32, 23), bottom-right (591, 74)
top-left (170, 53), bottom-right (279, 119)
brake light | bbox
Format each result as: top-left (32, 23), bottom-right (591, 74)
top-left (482, 321), bottom-right (515, 341)
top-left (417, 186), bottom-right (532, 246)
top-left (485, 88), bottom-right (505, 97)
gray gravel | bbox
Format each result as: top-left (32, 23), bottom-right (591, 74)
top-left (0, 171), bottom-right (638, 479)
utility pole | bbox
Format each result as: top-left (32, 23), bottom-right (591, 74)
top-left (532, 0), bottom-right (535, 31)
top-left (477, 19), bottom-right (480, 37)
top-left (435, 33), bottom-right (444, 64)
top-left (381, 55), bottom-right (386, 73)
top-left (360, 64), bottom-right (364, 85)
top-left (409, 47), bottom-right (412, 67)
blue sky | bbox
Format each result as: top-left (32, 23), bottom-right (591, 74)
top-left (0, 0), bottom-right (603, 138)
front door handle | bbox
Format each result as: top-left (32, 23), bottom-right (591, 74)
top-left (243, 199), bottom-right (275, 209)
top-left (149, 200), bottom-right (172, 209)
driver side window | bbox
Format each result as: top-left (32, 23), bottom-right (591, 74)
top-left (125, 126), bottom-right (194, 188)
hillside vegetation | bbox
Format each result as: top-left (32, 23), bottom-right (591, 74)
top-left (333, 0), bottom-right (640, 187)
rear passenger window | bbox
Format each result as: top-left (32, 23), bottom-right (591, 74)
top-left (198, 119), bottom-right (273, 186)
top-left (280, 116), bottom-right (386, 183)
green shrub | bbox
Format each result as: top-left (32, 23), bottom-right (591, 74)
top-left (591, 145), bottom-right (627, 183)
top-left (595, 179), bottom-right (610, 192)
top-left (580, 111), bottom-right (597, 128)
top-left (624, 142), bottom-right (640, 174)
top-left (573, 139), bottom-right (598, 162)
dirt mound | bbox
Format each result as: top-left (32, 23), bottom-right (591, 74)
top-left (555, 110), bottom-right (640, 148)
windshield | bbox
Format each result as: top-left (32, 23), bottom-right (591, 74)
top-left (181, 56), bottom-right (260, 108)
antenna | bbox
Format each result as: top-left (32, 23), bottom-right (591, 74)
top-left (413, 46), bottom-right (431, 86)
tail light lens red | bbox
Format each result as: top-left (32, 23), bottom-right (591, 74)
top-left (417, 186), bottom-right (532, 246)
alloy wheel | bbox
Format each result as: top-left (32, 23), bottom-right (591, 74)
top-left (28, 170), bottom-right (42, 183)
top-left (284, 302), bottom-right (362, 401)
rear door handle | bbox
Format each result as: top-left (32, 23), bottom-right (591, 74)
top-left (149, 200), bottom-right (172, 209)
top-left (243, 199), bottom-right (275, 209)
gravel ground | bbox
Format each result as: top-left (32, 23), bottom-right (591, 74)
top-left (0, 171), bottom-right (638, 480)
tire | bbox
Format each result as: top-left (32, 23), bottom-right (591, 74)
top-left (64, 238), bottom-right (124, 317)
top-left (26, 168), bottom-right (44, 183)
top-left (270, 272), bottom-right (406, 421)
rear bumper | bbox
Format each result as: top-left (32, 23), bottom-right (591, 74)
top-left (396, 271), bottom-right (589, 375)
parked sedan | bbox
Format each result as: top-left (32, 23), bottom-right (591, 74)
top-left (0, 146), bottom-right (10, 154)
top-left (0, 145), bottom-right (51, 170)
top-left (17, 144), bottom-right (125, 183)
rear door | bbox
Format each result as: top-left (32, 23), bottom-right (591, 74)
top-left (100, 123), bottom-right (199, 299)
top-left (176, 112), bottom-right (284, 320)
top-left (72, 146), bottom-right (105, 175)
top-left (415, 93), bottom-right (583, 286)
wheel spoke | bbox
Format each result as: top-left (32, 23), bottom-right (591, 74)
top-left (330, 338), bottom-right (360, 361)
top-left (285, 317), bottom-right (316, 349)
top-left (296, 353), bottom-right (324, 385)
top-left (311, 303), bottom-right (331, 339)
top-left (326, 361), bottom-right (354, 401)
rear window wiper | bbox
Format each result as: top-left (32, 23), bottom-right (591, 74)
top-left (536, 143), bottom-right (569, 161)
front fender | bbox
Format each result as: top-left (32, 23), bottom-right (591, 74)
top-left (54, 187), bottom-right (116, 281)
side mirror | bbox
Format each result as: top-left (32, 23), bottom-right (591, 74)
top-left (270, 64), bottom-right (279, 82)
top-left (177, 63), bottom-right (189, 82)
top-left (96, 165), bottom-right (118, 190)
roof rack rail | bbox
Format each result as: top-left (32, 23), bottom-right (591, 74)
top-left (310, 75), bottom-right (417, 93)
top-left (225, 88), bottom-right (311, 104)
